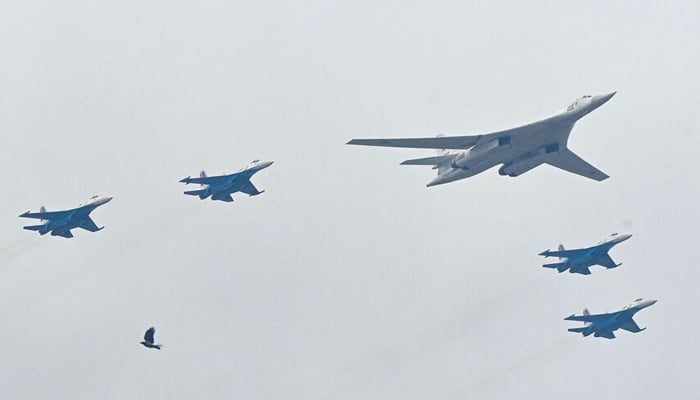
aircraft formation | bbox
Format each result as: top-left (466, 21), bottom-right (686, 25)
top-left (19, 92), bottom-right (655, 344)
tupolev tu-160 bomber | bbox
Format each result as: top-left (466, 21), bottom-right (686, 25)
top-left (347, 92), bottom-right (616, 186)
top-left (19, 195), bottom-right (113, 238)
top-left (179, 159), bottom-right (273, 202)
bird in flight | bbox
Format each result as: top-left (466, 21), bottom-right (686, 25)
top-left (140, 327), bottom-right (162, 350)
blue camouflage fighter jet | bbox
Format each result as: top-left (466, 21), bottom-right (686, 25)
top-left (179, 159), bottom-right (273, 202)
top-left (539, 232), bottom-right (632, 275)
top-left (565, 298), bottom-right (657, 339)
top-left (19, 195), bottom-right (113, 238)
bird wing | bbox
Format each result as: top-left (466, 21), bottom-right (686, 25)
top-left (144, 327), bottom-right (156, 343)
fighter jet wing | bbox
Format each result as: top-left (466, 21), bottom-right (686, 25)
top-left (545, 149), bottom-right (609, 181)
top-left (619, 319), bottom-right (645, 333)
top-left (539, 248), bottom-right (589, 258)
top-left (19, 209), bottom-right (73, 220)
top-left (179, 173), bottom-right (236, 186)
top-left (598, 254), bottom-right (619, 269)
top-left (565, 312), bottom-right (611, 323)
top-left (78, 217), bottom-right (102, 232)
top-left (347, 135), bottom-right (481, 150)
top-left (239, 181), bottom-right (263, 196)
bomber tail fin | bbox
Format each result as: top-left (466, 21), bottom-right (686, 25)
top-left (557, 244), bottom-right (565, 261)
top-left (199, 171), bottom-right (207, 187)
top-left (40, 206), bottom-right (46, 223)
top-left (435, 134), bottom-right (454, 175)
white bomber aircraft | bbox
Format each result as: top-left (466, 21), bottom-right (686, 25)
top-left (347, 92), bottom-right (616, 186)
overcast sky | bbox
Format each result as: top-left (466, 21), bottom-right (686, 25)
top-left (1, 1), bottom-right (699, 399)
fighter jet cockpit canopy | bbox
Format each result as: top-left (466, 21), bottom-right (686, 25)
top-left (79, 195), bottom-right (100, 206)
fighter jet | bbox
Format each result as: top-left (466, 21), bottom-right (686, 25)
top-left (347, 92), bottom-right (616, 186)
top-left (19, 195), bottom-right (113, 238)
top-left (539, 232), bottom-right (632, 275)
top-left (179, 159), bottom-right (273, 202)
top-left (565, 298), bottom-right (657, 339)
top-left (140, 327), bottom-right (162, 350)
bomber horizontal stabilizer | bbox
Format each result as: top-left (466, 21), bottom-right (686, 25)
top-left (400, 154), bottom-right (456, 166)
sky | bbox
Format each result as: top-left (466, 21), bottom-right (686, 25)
top-left (1, 1), bottom-right (699, 399)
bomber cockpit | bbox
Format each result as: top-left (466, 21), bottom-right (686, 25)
top-left (566, 95), bottom-right (593, 112)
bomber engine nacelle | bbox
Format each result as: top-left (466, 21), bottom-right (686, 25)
top-left (451, 137), bottom-right (511, 169)
top-left (499, 143), bottom-right (560, 177)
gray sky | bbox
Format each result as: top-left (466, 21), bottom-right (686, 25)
top-left (1, 1), bottom-right (698, 398)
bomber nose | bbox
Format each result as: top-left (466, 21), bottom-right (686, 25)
top-left (261, 160), bottom-right (274, 168)
top-left (594, 91), bottom-right (616, 105)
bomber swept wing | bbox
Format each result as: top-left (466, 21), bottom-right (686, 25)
top-left (545, 149), bottom-right (609, 181)
top-left (348, 134), bottom-right (481, 150)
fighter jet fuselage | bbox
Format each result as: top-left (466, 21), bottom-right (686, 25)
top-left (179, 160), bottom-right (273, 203)
top-left (19, 195), bottom-right (113, 238)
top-left (566, 298), bottom-right (657, 339)
top-left (539, 233), bottom-right (632, 275)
